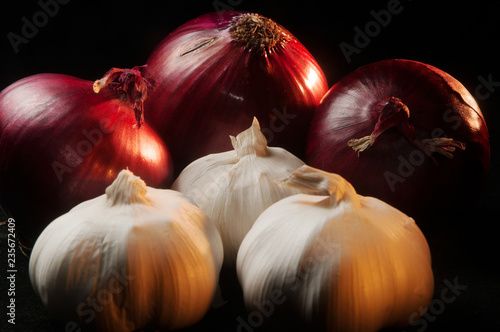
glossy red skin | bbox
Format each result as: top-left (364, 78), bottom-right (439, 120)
top-left (144, 11), bottom-right (329, 172)
top-left (307, 59), bottom-right (490, 219)
top-left (0, 74), bottom-right (173, 247)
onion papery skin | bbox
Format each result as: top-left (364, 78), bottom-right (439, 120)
top-left (306, 59), bottom-right (490, 218)
top-left (144, 11), bottom-right (329, 172)
top-left (0, 73), bottom-right (173, 248)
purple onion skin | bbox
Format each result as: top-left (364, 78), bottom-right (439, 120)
top-left (144, 11), bottom-right (329, 172)
top-left (306, 59), bottom-right (490, 219)
top-left (0, 74), bottom-right (173, 248)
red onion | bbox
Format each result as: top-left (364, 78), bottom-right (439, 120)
top-left (0, 66), bottom-right (173, 248)
top-left (306, 59), bottom-right (490, 218)
top-left (143, 11), bottom-right (328, 171)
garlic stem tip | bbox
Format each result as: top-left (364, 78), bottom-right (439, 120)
top-left (105, 169), bottom-right (149, 206)
top-left (252, 116), bottom-right (260, 127)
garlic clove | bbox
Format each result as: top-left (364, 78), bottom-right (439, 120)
top-left (172, 117), bottom-right (305, 265)
top-left (29, 169), bottom-right (223, 331)
top-left (237, 165), bottom-right (434, 331)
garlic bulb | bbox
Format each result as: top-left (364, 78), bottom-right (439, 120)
top-left (237, 165), bottom-right (434, 332)
top-left (172, 117), bottom-right (305, 265)
top-left (29, 169), bottom-right (223, 332)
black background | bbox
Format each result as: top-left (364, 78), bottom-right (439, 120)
top-left (1, 0), bottom-right (499, 331)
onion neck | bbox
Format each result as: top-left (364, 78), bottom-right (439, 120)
top-left (230, 13), bottom-right (288, 52)
top-left (105, 169), bottom-right (150, 206)
top-left (348, 97), bottom-right (466, 162)
top-left (93, 65), bottom-right (157, 128)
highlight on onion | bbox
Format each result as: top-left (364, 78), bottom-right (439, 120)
top-left (0, 66), bottom-right (174, 249)
top-left (143, 11), bottom-right (329, 172)
top-left (306, 59), bottom-right (490, 218)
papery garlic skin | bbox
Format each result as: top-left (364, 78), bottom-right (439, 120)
top-left (29, 169), bottom-right (223, 332)
top-left (237, 165), bottom-right (434, 332)
top-left (172, 117), bottom-right (305, 265)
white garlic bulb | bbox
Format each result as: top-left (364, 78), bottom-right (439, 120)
top-left (172, 117), bottom-right (305, 265)
top-left (237, 165), bottom-right (434, 332)
top-left (29, 169), bottom-right (223, 332)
